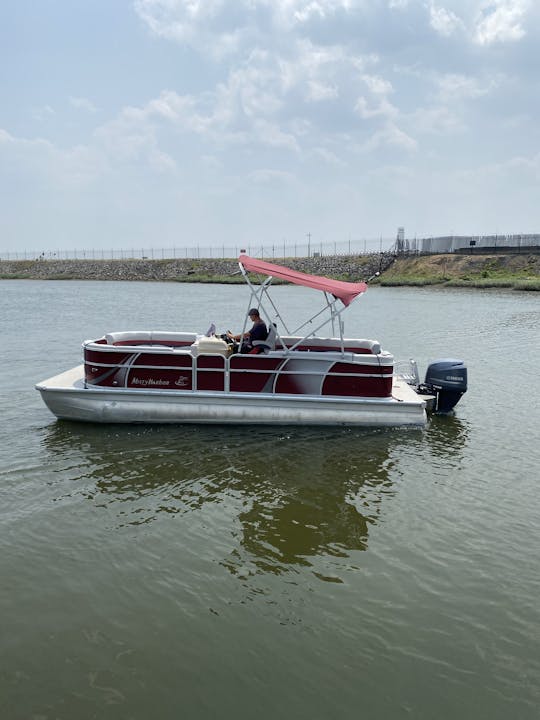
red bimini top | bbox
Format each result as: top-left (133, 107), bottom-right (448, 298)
top-left (238, 254), bottom-right (367, 307)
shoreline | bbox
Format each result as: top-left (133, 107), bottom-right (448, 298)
top-left (1, 253), bottom-right (538, 290)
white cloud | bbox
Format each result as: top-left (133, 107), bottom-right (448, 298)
top-left (429, 3), bottom-right (464, 37)
top-left (436, 72), bottom-right (495, 102)
top-left (134, 0), bottom-right (536, 59)
top-left (80, 31), bottom-right (394, 167)
top-left (457, 151), bottom-right (540, 186)
top-left (355, 95), bottom-right (397, 119)
top-left (274, 0), bottom-right (353, 26)
top-left (0, 127), bottom-right (108, 187)
top-left (355, 72), bottom-right (397, 119)
top-left (362, 73), bottom-right (393, 96)
top-left (474, 0), bottom-right (529, 45)
top-left (403, 69), bottom-right (501, 138)
top-left (0, 128), bottom-right (14, 143)
top-left (311, 146), bottom-right (346, 166)
top-left (409, 105), bottom-right (465, 135)
top-left (306, 80), bottom-right (339, 101)
top-left (134, 0), bottom-right (251, 57)
top-left (246, 168), bottom-right (297, 186)
top-left (134, 0), bottom-right (223, 41)
top-left (135, 0), bottom-right (355, 39)
top-left (69, 97), bottom-right (98, 113)
top-left (253, 119), bottom-right (300, 151)
top-left (32, 105), bottom-right (56, 122)
top-left (360, 122), bottom-right (417, 153)
top-left (93, 104), bottom-right (178, 170)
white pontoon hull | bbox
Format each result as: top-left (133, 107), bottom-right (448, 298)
top-left (36, 365), bottom-right (428, 427)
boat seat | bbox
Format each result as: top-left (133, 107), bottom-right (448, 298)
top-left (252, 323), bottom-right (277, 353)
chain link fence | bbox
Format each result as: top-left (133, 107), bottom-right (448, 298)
top-left (0, 237), bottom-right (392, 261)
top-left (1, 233), bottom-right (538, 261)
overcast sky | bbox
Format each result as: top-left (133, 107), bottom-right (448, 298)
top-left (1, 0), bottom-right (539, 253)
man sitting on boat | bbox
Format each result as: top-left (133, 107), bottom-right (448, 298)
top-left (226, 308), bottom-right (268, 353)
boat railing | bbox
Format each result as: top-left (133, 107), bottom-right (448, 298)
top-left (84, 343), bottom-right (393, 397)
top-left (394, 359), bottom-right (420, 386)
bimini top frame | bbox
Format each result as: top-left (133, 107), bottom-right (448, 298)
top-left (237, 254), bottom-right (368, 354)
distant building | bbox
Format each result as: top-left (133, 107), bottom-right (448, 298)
top-left (415, 234), bottom-right (540, 254)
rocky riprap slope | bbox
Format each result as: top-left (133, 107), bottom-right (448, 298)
top-left (0, 253), bottom-right (395, 283)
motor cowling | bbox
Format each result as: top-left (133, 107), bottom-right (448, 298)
top-left (421, 359), bottom-right (467, 413)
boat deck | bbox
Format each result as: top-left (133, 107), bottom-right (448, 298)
top-left (37, 365), bottom-right (86, 390)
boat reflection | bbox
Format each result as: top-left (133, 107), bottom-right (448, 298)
top-left (221, 431), bottom-right (397, 580)
top-left (41, 419), bottom-right (468, 580)
top-left (423, 414), bottom-right (471, 462)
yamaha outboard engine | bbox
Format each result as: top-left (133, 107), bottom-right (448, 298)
top-left (419, 359), bottom-right (467, 414)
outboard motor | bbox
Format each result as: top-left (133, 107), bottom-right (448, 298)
top-left (419, 359), bottom-right (467, 414)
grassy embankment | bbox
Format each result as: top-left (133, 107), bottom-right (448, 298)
top-left (378, 254), bottom-right (540, 291)
top-left (181, 254), bottom-right (540, 290)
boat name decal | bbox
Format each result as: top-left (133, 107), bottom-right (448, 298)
top-left (132, 377), bottom-right (170, 387)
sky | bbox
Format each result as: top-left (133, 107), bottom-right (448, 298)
top-left (1, 0), bottom-right (539, 254)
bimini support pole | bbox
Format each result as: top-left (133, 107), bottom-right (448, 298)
top-left (238, 260), bottom-right (290, 349)
top-left (288, 296), bottom-right (348, 356)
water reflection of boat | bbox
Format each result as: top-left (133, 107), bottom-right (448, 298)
top-left (423, 414), bottom-right (471, 461)
top-left (42, 424), bottom-right (410, 577)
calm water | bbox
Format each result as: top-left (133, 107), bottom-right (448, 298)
top-left (1, 280), bottom-right (539, 720)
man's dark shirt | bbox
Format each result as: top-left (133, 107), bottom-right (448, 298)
top-left (249, 321), bottom-right (268, 343)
